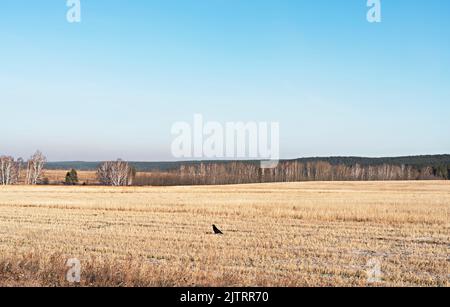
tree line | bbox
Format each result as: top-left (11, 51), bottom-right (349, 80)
top-left (1, 153), bottom-right (449, 186)
top-left (132, 160), bottom-right (450, 186)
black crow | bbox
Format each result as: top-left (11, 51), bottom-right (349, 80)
top-left (212, 225), bottom-right (223, 235)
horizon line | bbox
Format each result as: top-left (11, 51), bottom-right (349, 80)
top-left (46, 153), bottom-right (450, 164)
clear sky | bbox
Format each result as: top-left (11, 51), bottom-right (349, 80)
top-left (1, 0), bottom-right (449, 161)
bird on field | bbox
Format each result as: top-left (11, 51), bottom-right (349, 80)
top-left (212, 225), bottom-right (223, 235)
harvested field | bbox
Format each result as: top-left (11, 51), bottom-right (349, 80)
top-left (0, 181), bottom-right (448, 287)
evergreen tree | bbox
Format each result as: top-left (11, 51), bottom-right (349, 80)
top-left (65, 169), bottom-right (79, 185)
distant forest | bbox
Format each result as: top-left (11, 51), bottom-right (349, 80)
top-left (46, 155), bottom-right (450, 186)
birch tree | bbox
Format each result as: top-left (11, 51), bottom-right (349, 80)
top-left (0, 156), bottom-right (21, 185)
top-left (25, 151), bottom-right (46, 185)
top-left (97, 159), bottom-right (131, 186)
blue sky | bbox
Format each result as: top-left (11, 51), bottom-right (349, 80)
top-left (1, 0), bottom-right (449, 161)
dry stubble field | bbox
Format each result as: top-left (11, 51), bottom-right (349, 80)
top-left (0, 181), bottom-right (448, 287)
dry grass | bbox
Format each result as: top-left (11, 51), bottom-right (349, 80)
top-left (0, 181), bottom-right (448, 287)
top-left (41, 170), bottom-right (98, 185)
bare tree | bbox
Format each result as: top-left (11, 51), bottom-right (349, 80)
top-left (97, 161), bottom-right (111, 186)
top-left (0, 156), bottom-right (13, 185)
top-left (17, 157), bottom-right (24, 183)
top-left (127, 166), bottom-right (137, 186)
top-left (97, 159), bottom-right (131, 186)
top-left (0, 156), bottom-right (24, 185)
top-left (0, 156), bottom-right (21, 185)
top-left (25, 151), bottom-right (46, 185)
